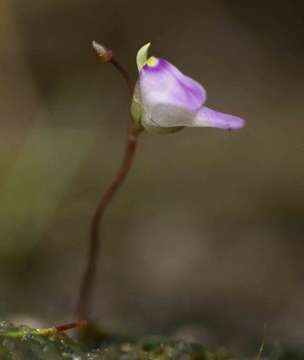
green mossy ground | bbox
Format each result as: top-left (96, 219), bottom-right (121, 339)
top-left (0, 322), bottom-right (303, 360)
top-left (0, 322), bottom-right (232, 360)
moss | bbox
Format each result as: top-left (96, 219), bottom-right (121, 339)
top-left (0, 321), bottom-right (234, 360)
top-left (4, 321), bottom-right (302, 359)
top-left (0, 321), bottom-right (81, 360)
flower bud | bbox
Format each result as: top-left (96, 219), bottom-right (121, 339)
top-left (92, 41), bottom-right (113, 62)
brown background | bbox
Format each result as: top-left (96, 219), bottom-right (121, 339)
top-left (0, 0), bottom-right (304, 353)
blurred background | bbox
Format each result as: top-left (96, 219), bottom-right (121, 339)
top-left (0, 0), bottom-right (304, 355)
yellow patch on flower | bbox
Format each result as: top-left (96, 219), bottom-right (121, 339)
top-left (146, 56), bottom-right (158, 67)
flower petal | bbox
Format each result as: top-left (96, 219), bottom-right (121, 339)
top-left (140, 102), bottom-right (245, 131)
top-left (193, 106), bottom-right (245, 130)
top-left (139, 58), bottom-right (206, 113)
top-left (146, 103), bottom-right (193, 130)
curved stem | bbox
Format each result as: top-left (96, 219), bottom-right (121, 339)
top-left (110, 58), bottom-right (133, 96)
top-left (76, 125), bottom-right (141, 320)
top-left (76, 45), bottom-right (142, 320)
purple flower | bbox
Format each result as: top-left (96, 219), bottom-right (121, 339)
top-left (131, 43), bottom-right (245, 133)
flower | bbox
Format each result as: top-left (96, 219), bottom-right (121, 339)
top-left (131, 43), bottom-right (245, 133)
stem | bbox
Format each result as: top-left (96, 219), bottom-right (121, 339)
top-left (0, 321), bottom-right (88, 338)
top-left (77, 126), bottom-right (140, 320)
top-left (76, 46), bottom-right (142, 320)
top-left (110, 58), bottom-right (133, 96)
top-left (55, 320), bottom-right (88, 332)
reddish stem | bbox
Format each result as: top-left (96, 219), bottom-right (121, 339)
top-left (110, 58), bottom-right (133, 95)
top-left (76, 125), bottom-right (141, 320)
top-left (55, 320), bottom-right (88, 332)
top-left (76, 45), bottom-right (142, 320)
